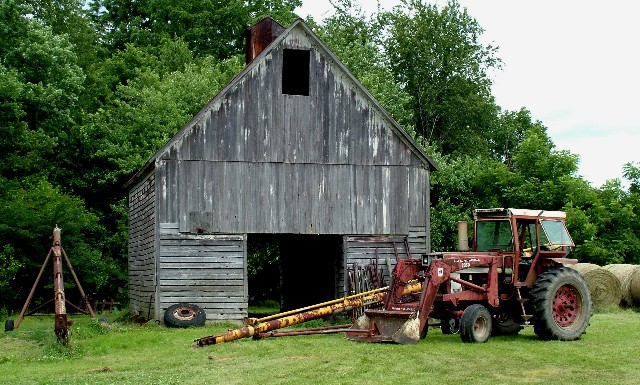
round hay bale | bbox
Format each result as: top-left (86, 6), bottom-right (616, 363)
top-left (629, 267), bottom-right (640, 306)
top-left (603, 264), bottom-right (640, 306)
top-left (568, 263), bottom-right (622, 310)
top-left (569, 263), bottom-right (600, 275)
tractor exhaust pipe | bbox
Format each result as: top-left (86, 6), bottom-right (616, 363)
top-left (458, 221), bottom-right (469, 251)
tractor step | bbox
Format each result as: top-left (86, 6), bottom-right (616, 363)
top-left (515, 287), bottom-right (532, 324)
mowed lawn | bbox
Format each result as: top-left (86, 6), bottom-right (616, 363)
top-left (1, 310), bottom-right (639, 385)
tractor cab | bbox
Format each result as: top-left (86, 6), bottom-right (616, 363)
top-left (472, 208), bottom-right (575, 286)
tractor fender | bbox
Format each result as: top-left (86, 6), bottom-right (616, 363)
top-left (549, 258), bottom-right (578, 265)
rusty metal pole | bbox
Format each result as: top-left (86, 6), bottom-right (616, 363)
top-left (61, 248), bottom-right (95, 318)
top-left (14, 249), bottom-right (52, 329)
top-left (52, 227), bottom-right (69, 345)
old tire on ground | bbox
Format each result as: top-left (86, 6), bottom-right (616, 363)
top-left (492, 316), bottom-right (522, 336)
top-left (441, 318), bottom-right (460, 334)
top-left (4, 319), bottom-right (14, 332)
top-left (530, 267), bottom-right (592, 341)
top-left (460, 304), bottom-right (492, 343)
top-left (164, 303), bottom-right (206, 328)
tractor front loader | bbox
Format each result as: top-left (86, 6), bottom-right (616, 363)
top-left (346, 208), bottom-right (592, 344)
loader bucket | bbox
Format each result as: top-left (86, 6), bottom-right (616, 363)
top-left (345, 309), bottom-right (421, 344)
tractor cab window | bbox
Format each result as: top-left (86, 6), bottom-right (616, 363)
top-left (540, 220), bottom-right (574, 249)
top-left (517, 220), bottom-right (537, 257)
top-left (476, 220), bottom-right (513, 251)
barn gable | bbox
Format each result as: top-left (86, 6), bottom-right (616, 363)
top-left (127, 18), bottom-right (436, 322)
top-left (146, 18), bottom-right (435, 236)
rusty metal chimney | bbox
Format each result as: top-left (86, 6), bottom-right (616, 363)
top-left (245, 16), bottom-right (286, 64)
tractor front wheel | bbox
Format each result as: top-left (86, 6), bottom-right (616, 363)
top-left (460, 304), bottom-right (492, 343)
top-left (530, 267), bottom-right (592, 341)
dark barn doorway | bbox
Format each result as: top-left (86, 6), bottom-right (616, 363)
top-left (247, 234), bottom-right (342, 314)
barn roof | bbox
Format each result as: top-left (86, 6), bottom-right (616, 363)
top-left (126, 18), bottom-right (437, 188)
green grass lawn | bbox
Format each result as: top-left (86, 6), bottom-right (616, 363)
top-left (1, 309), bottom-right (639, 385)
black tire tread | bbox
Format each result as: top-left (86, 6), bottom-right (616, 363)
top-left (530, 267), bottom-right (591, 341)
top-left (460, 304), bottom-right (492, 343)
top-left (164, 303), bottom-right (207, 328)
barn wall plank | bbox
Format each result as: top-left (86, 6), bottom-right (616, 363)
top-left (342, 236), bottom-right (416, 295)
top-left (158, 233), bottom-right (247, 322)
top-left (152, 25), bottom-right (431, 238)
top-left (128, 171), bottom-right (156, 318)
top-left (174, 161), bottom-right (420, 235)
top-left (164, 27), bottom-right (427, 167)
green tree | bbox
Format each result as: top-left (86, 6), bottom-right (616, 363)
top-left (0, 177), bottom-right (122, 309)
top-left (23, 0), bottom-right (101, 66)
top-left (88, 0), bottom-right (301, 58)
top-left (565, 171), bottom-right (640, 265)
top-left (317, 0), bottom-right (414, 131)
top-left (380, 0), bottom-right (501, 155)
top-left (86, 55), bottom-right (244, 187)
top-left (490, 108), bottom-right (536, 169)
top-left (0, 0), bottom-right (85, 183)
top-left (0, 1), bottom-right (120, 308)
top-left (430, 152), bottom-right (514, 250)
top-left (623, 162), bottom-right (640, 194)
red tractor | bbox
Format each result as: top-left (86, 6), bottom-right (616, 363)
top-left (346, 208), bottom-right (592, 344)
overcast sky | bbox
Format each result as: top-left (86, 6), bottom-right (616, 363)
top-left (295, 0), bottom-right (640, 188)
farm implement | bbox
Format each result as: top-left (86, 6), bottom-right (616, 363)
top-left (195, 283), bottom-right (421, 346)
top-left (196, 208), bottom-right (592, 346)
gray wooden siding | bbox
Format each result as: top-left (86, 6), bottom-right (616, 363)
top-left (161, 160), bottom-right (421, 235)
top-left (155, 26), bottom-right (430, 236)
top-left (408, 226), bottom-right (428, 255)
top-left (166, 38), bottom-right (421, 168)
top-left (157, 232), bottom-right (247, 321)
top-left (341, 235), bottom-right (417, 297)
top-left (128, 171), bottom-right (156, 318)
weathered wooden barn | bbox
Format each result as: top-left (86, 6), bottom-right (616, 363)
top-left (126, 17), bottom-right (437, 323)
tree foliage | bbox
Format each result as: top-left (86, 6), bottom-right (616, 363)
top-left (316, 0), bottom-right (414, 131)
top-left (380, 0), bottom-right (501, 155)
top-left (88, 54), bottom-right (244, 186)
top-left (88, 0), bottom-right (301, 58)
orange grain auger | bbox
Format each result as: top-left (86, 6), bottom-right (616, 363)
top-left (195, 283), bottom-right (422, 346)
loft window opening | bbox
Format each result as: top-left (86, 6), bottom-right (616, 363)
top-left (282, 49), bottom-right (310, 96)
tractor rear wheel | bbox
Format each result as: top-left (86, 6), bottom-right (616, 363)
top-left (460, 304), bottom-right (492, 343)
top-left (530, 267), bottom-right (591, 341)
